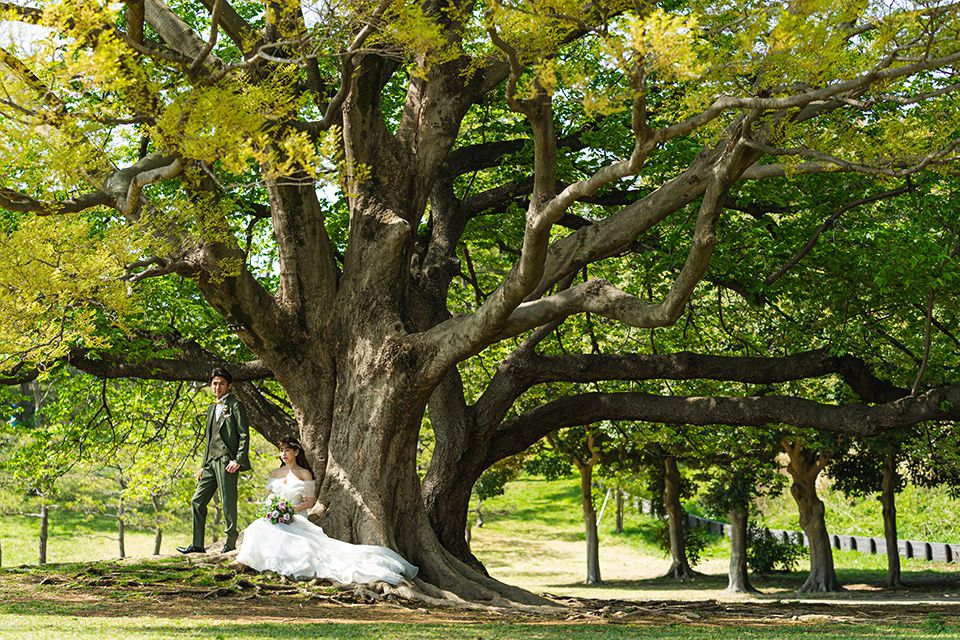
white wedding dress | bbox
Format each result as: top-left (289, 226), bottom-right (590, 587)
top-left (236, 476), bottom-right (418, 585)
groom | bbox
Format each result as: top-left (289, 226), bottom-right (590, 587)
top-left (177, 368), bottom-right (251, 554)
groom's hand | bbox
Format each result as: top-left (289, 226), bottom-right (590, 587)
top-left (226, 460), bottom-right (240, 473)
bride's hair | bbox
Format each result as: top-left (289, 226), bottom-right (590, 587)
top-left (278, 437), bottom-right (314, 477)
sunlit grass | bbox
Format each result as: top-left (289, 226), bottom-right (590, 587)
top-left (1, 615), bottom-right (958, 640)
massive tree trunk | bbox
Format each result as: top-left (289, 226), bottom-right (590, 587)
top-left (308, 363), bottom-right (544, 604)
top-left (880, 451), bottom-right (903, 588)
top-left (421, 370), bottom-right (491, 575)
top-left (783, 441), bottom-right (840, 592)
top-left (726, 504), bottom-right (755, 593)
top-left (662, 455), bottom-right (695, 579)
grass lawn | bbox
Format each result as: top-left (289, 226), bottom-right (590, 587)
top-left (2, 615), bottom-right (960, 640)
top-left (0, 559), bottom-right (958, 639)
top-left (0, 514), bottom-right (165, 567)
top-left (2, 476), bottom-right (960, 638)
top-left (470, 476), bottom-right (960, 601)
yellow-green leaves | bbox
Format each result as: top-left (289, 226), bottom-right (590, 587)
top-left (0, 214), bottom-right (139, 374)
top-left (623, 10), bottom-right (704, 81)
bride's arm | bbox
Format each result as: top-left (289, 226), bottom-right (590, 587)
top-left (296, 495), bottom-right (317, 512)
top-left (297, 480), bottom-right (317, 512)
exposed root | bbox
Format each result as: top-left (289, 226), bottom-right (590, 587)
top-left (797, 578), bottom-right (844, 593)
top-left (661, 566), bottom-right (704, 581)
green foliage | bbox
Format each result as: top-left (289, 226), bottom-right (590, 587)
top-left (475, 458), bottom-right (522, 502)
top-left (653, 519), bottom-right (710, 568)
top-left (0, 215), bottom-right (138, 374)
top-left (523, 442), bottom-right (575, 481)
top-left (745, 526), bottom-right (806, 575)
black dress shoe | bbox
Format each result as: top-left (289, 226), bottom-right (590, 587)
top-left (177, 545), bottom-right (206, 554)
top-left (220, 545), bottom-right (236, 553)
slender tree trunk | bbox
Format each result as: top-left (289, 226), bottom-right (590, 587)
top-left (117, 498), bottom-right (126, 559)
top-left (662, 455), bottom-right (695, 579)
top-left (881, 451), bottom-right (903, 588)
top-left (152, 496), bottom-right (163, 555)
top-left (615, 487), bottom-right (624, 535)
top-left (118, 518), bottom-right (126, 559)
top-left (784, 443), bottom-right (840, 592)
top-left (576, 460), bottom-right (601, 585)
top-left (726, 504), bottom-right (756, 593)
top-left (38, 504), bottom-right (48, 565)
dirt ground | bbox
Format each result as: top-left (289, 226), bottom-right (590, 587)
top-left (3, 553), bottom-right (960, 628)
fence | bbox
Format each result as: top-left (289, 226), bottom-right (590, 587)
top-left (626, 495), bottom-right (960, 563)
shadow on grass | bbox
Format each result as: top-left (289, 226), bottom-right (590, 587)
top-left (543, 567), bottom-right (960, 599)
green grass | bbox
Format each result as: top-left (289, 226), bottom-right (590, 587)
top-left (470, 475), bottom-right (960, 598)
top-left (476, 476), bottom-right (725, 558)
top-left (1, 616), bottom-right (960, 640)
top-left (0, 514), bottom-right (167, 567)
top-left (753, 483), bottom-right (960, 543)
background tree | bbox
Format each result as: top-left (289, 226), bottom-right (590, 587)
top-left (700, 428), bottom-right (783, 593)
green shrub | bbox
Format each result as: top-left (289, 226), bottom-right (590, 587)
top-left (746, 526), bottom-right (805, 575)
top-left (654, 520), bottom-right (710, 568)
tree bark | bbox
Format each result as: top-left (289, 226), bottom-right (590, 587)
top-left (118, 517), bottom-right (126, 559)
top-left (420, 370), bottom-right (491, 575)
top-left (305, 347), bottom-right (546, 605)
top-left (726, 504), bottom-right (756, 593)
top-left (576, 459), bottom-right (601, 585)
top-left (662, 455), bottom-right (695, 579)
top-left (783, 442), bottom-right (840, 592)
top-left (39, 504), bottom-right (48, 565)
top-left (152, 495), bottom-right (163, 555)
top-left (881, 451), bottom-right (903, 588)
top-left (615, 487), bottom-right (624, 535)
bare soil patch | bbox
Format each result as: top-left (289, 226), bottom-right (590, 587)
top-left (3, 557), bottom-right (960, 628)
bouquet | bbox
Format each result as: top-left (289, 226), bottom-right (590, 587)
top-left (260, 495), bottom-right (295, 525)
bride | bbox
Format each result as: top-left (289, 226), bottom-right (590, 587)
top-left (236, 437), bottom-right (418, 585)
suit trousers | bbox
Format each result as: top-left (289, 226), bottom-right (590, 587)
top-left (191, 456), bottom-right (239, 549)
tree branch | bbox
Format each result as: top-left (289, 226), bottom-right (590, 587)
top-left (486, 385), bottom-right (960, 466)
top-left (488, 139), bottom-right (749, 341)
top-left (66, 345), bottom-right (273, 383)
top-left (0, 189), bottom-right (113, 216)
top-left (188, 0), bottom-right (224, 74)
top-left (763, 183), bottom-right (912, 286)
top-left (195, 0), bottom-right (258, 51)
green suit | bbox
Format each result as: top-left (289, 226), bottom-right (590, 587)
top-left (190, 393), bottom-right (251, 549)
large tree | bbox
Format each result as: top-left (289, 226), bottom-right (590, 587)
top-left (2, 0), bottom-right (960, 603)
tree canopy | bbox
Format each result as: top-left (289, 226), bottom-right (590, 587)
top-left (1, 0), bottom-right (959, 604)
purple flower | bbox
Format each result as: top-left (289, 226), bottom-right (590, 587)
top-left (282, 513), bottom-right (292, 524)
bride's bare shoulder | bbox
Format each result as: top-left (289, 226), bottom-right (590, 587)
top-left (293, 467), bottom-right (314, 481)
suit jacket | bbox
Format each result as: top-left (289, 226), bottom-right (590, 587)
top-left (204, 393), bottom-right (252, 471)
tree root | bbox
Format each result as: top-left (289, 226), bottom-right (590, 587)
top-left (661, 566), bottom-right (705, 581)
